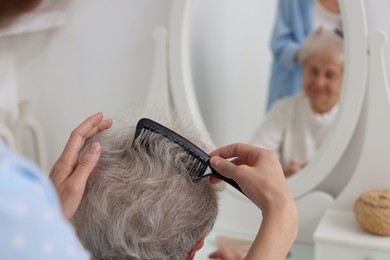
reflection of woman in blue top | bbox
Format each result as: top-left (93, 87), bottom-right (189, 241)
top-left (267, 0), bottom-right (341, 110)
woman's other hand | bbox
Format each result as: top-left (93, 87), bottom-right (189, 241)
top-left (50, 112), bottom-right (112, 220)
top-left (209, 248), bottom-right (245, 260)
top-left (283, 160), bottom-right (307, 178)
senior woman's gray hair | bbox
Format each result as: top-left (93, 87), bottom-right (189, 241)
top-left (73, 116), bottom-right (220, 260)
top-left (297, 29), bottom-right (344, 65)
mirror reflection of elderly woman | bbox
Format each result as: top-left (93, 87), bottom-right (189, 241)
top-left (267, 0), bottom-right (341, 109)
top-left (251, 29), bottom-right (343, 177)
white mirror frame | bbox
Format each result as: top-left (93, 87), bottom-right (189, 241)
top-left (168, 0), bottom-right (368, 199)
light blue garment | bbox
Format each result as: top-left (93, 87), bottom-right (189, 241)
top-left (0, 142), bottom-right (89, 260)
top-left (267, 0), bottom-right (315, 110)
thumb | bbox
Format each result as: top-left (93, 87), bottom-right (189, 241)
top-left (210, 156), bottom-right (238, 180)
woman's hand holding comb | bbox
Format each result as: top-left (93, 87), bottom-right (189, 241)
top-left (209, 143), bottom-right (297, 260)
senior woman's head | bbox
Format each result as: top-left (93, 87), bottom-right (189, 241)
top-left (298, 29), bottom-right (344, 114)
top-left (73, 116), bottom-right (220, 260)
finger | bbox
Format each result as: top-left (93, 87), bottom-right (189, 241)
top-left (209, 143), bottom-right (241, 158)
top-left (62, 112), bottom-right (105, 159)
top-left (60, 112), bottom-right (104, 161)
top-left (99, 118), bottom-right (113, 130)
top-left (85, 118), bottom-right (113, 140)
top-left (51, 113), bottom-right (110, 183)
top-left (210, 143), bottom-right (262, 166)
top-left (66, 142), bottom-right (102, 190)
top-left (50, 113), bottom-right (102, 183)
top-left (230, 157), bottom-right (246, 166)
top-left (60, 142), bottom-right (102, 219)
top-left (210, 156), bottom-right (240, 180)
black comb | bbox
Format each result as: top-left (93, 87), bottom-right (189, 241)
top-left (132, 118), bottom-right (245, 197)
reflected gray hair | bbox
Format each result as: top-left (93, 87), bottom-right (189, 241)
top-left (297, 29), bottom-right (344, 65)
top-left (73, 116), bottom-right (220, 260)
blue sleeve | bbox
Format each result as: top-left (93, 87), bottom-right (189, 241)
top-left (271, 0), bottom-right (300, 68)
top-left (270, 0), bottom-right (315, 70)
top-left (0, 143), bottom-right (90, 260)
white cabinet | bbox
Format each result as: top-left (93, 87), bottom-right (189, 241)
top-left (314, 210), bottom-right (390, 260)
top-left (316, 243), bottom-right (389, 260)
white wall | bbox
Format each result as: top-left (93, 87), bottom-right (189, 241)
top-left (190, 0), bottom-right (276, 147)
top-left (2, 0), bottom-right (172, 168)
top-left (364, 0), bottom-right (390, 79)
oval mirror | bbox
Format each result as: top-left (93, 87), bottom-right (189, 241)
top-left (168, 0), bottom-right (367, 201)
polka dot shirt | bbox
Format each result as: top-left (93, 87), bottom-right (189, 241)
top-left (0, 142), bottom-right (90, 260)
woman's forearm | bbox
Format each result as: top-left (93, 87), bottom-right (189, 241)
top-left (245, 201), bottom-right (298, 260)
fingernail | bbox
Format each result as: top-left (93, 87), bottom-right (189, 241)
top-left (89, 142), bottom-right (101, 154)
top-left (210, 156), bottom-right (221, 167)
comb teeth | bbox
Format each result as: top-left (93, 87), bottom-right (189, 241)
top-left (149, 127), bottom-right (207, 164)
top-left (132, 120), bottom-right (210, 181)
top-left (188, 157), bottom-right (209, 181)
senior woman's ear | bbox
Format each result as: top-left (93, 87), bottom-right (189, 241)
top-left (186, 236), bottom-right (206, 260)
top-left (0, 0), bottom-right (43, 17)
